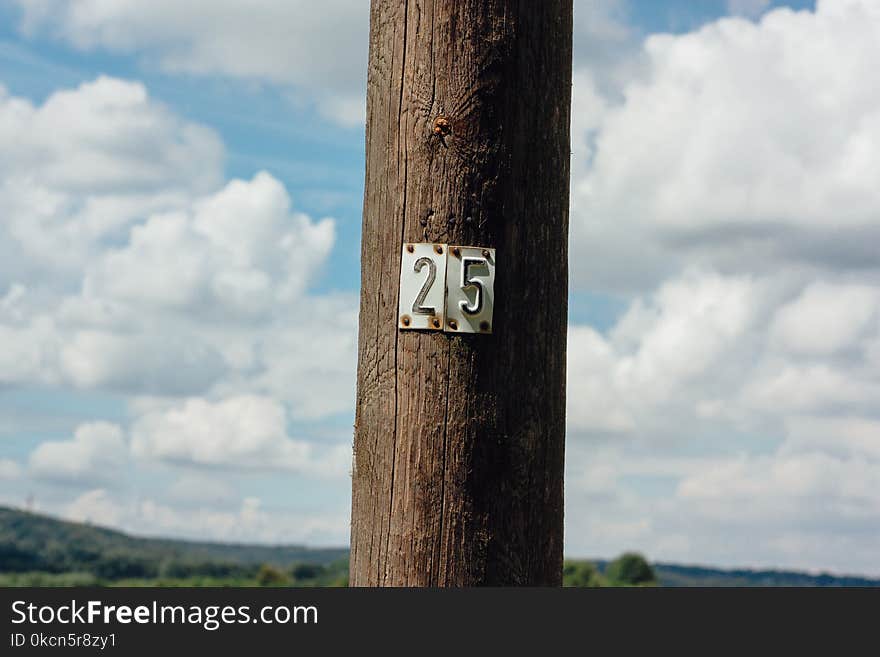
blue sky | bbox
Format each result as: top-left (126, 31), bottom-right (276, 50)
top-left (5, 0), bottom-right (880, 576)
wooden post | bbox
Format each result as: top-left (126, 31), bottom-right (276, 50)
top-left (351, 0), bottom-right (572, 586)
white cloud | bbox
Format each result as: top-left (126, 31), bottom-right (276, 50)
top-left (130, 395), bottom-right (349, 476)
top-left (63, 489), bottom-right (348, 545)
top-left (5, 0), bottom-right (879, 575)
top-left (741, 362), bottom-right (880, 416)
top-left (564, 0), bottom-right (880, 573)
top-left (29, 421), bottom-right (127, 485)
top-left (727, 0), bottom-right (772, 19)
top-left (573, 0), bottom-right (639, 95)
top-left (166, 473), bottom-right (236, 506)
top-left (0, 169), bottom-right (341, 398)
top-left (13, 0), bottom-right (640, 128)
top-left (565, 435), bottom-right (880, 574)
top-left (782, 415), bottom-right (880, 461)
top-left (0, 72), bottom-right (356, 556)
top-left (677, 451), bottom-right (878, 508)
top-left (0, 76), bottom-right (222, 195)
top-left (673, 445), bottom-right (880, 573)
top-left (0, 314), bottom-right (63, 386)
top-left (567, 270), bottom-right (759, 433)
top-left (65, 488), bottom-right (126, 527)
top-left (83, 171), bottom-right (335, 315)
top-left (59, 329), bottom-right (227, 395)
top-left (240, 294), bottom-right (358, 420)
top-left (0, 77), bottom-right (223, 278)
top-left (0, 459), bottom-right (22, 480)
top-left (0, 76), bottom-right (350, 410)
top-left (14, 0), bottom-right (369, 126)
top-left (566, 267), bottom-right (880, 573)
top-left (770, 282), bottom-right (879, 356)
top-left (571, 0), bottom-right (880, 291)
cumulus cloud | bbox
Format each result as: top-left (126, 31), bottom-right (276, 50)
top-left (0, 72), bottom-right (356, 550)
top-left (59, 329), bottom-right (227, 395)
top-left (13, 0), bottom-right (369, 126)
top-left (567, 270), bottom-right (759, 434)
top-left (572, 0), bottom-right (880, 290)
top-left (566, 265), bottom-right (880, 571)
top-left (13, 0), bottom-right (643, 127)
top-left (131, 395), bottom-right (349, 476)
top-left (0, 76), bottom-right (221, 195)
top-left (0, 459), bottom-right (22, 480)
top-left (566, 445), bottom-right (880, 575)
top-left (727, 0), bottom-right (773, 18)
top-left (83, 171), bottom-right (335, 316)
top-left (166, 473), bottom-right (236, 506)
top-left (65, 488), bottom-right (127, 527)
top-left (64, 489), bottom-right (348, 545)
top-left (565, 0), bottom-right (880, 573)
top-left (238, 294), bottom-right (358, 420)
top-left (0, 76), bottom-right (223, 278)
top-left (7, 0), bottom-right (880, 574)
top-left (0, 76), bottom-right (351, 409)
top-left (29, 421), bottom-right (127, 485)
top-left (769, 282), bottom-right (879, 356)
top-left (573, 0), bottom-right (640, 95)
top-left (0, 169), bottom-right (342, 398)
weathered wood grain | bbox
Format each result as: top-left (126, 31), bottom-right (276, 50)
top-left (351, 0), bottom-right (572, 586)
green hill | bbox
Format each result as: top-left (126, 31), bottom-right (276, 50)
top-left (1, 506), bottom-right (877, 586)
top-left (0, 505), bottom-right (348, 586)
top-left (649, 562), bottom-right (880, 587)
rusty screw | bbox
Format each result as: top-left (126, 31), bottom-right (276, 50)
top-left (434, 244), bottom-right (443, 255)
top-left (481, 249), bottom-right (490, 259)
top-left (406, 244), bottom-right (414, 253)
top-left (401, 315), bottom-right (411, 327)
top-left (432, 115), bottom-right (452, 137)
top-left (448, 319), bottom-right (458, 331)
top-left (479, 321), bottom-right (490, 332)
top-left (431, 317), bottom-right (441, 329)
top-left (451, 246), bottom-right (461, 258)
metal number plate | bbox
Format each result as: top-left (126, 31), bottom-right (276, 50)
top-left (398, 243), bottom-right (495, 334)
top-left (398, 243), bottom-right (447, 330)
top-left (446, 246), bottom-right (495, 334)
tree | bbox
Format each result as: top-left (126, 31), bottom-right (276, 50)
top-left (256, 564), bottom-right (289, 587)
top-left (291, 563), bottom-right (325, 582)
top-left (350, 0), bottom-right (573, 586)
top-left (563, 560), bottom-right (604, 587)
top-left (604, 553), bottom-right (657, 587)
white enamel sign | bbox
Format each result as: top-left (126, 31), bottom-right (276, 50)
top-left (445, 245), bottom-right (495, 334)
top-left (398, 243), bottom-right (447, 331)
top-left (398, 243), bottom-right (495, 334)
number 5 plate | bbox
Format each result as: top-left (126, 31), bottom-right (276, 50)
top-left (446, 245), bottom-right (495, 334)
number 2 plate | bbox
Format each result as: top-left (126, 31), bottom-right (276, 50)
top-left (398, 243), bottom-right (447, 331)
top-left (398, 243), bottom-right (495, 334)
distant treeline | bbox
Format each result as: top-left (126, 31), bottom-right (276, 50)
top-left (1, 506), bottom-right (877, 587)
top-left (0, 506), bottom-right (348, 586)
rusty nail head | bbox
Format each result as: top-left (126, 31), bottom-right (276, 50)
top-left (448, 319), bottom-right (458, 330)
top-left (434, 244), bottom-right (443, 255)
top-left (406, 244), bottom-right (414, 253)
top-left (431, 317), bottom-right (441, 329)
top-left (452, 246), bottom-right (461, 258)
top-left (480, 321), bottom-right (490, 332)
top-left (401, 315), bottom-right (411, 327)
top-left (481, 249), bottom-right (490, 259)
top-left (433, 115), bottom-right (452, 136)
